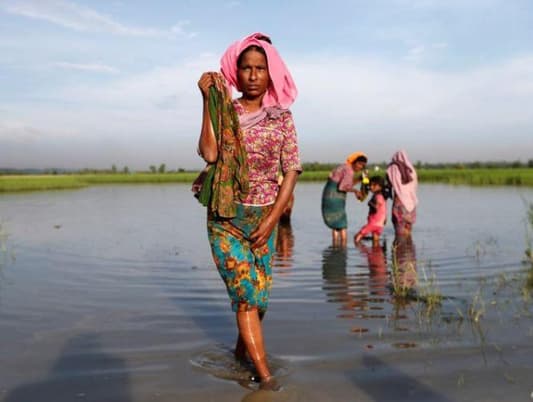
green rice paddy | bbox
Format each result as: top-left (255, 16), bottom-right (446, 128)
top-left (0, 173), bottom-right (197, 192)
top-left (1, 168), bottom-right (532, 193)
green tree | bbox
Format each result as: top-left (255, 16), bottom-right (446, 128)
top-left (158, 163), bottom-right (166, 173)
top-left (111, 164), bottom-right (117, 173)
top-left (123, 166), bottom-right (130, 174)
top-left (149, 165), bottom-right (156, 173)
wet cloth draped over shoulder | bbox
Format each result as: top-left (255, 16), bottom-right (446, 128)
top-left (201, 75), bottom-right (249, 218)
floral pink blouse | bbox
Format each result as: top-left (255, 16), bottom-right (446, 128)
top-left (234, 101), bottom-right (302, 206)
top-left (329, 163), bottom-right (356, 192)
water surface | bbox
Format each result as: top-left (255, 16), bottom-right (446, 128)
top-left (0, 183), bottom-right (532, 401)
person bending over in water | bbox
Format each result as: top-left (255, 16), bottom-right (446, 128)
top-left (197, 32), bottom-right (301, 388)
top-left (321, 152), bottom-right (368, 247)
top-left (354, 175), bottom-right (387, 246)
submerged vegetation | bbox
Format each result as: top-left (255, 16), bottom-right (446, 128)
top-left (526, 202), bottom-right (533, 264)
top-left (388, 201), bottom-right (533, 334)
top-left (0, 221), bottom-right (11, 267)
top-left (525, 202), bottom-right (533, 296)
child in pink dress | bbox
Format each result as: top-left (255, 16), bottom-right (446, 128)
top-left (354, 176), bottom-right (387, 246)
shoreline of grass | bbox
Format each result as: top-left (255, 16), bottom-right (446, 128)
top-left (1, 168), bottom-right (533, 193)
top-left (0, 173), bottom-right (198, 193)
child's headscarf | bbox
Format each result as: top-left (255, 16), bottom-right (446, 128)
top-left (220, 32), bottom-right (298, 110)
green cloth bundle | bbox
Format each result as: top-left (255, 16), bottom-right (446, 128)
top-left (195, 80), bottom-right (249, 217)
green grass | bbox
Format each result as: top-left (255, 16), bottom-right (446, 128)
top-left (301, 168), bottom-right (533, 186)
top-left (417, 168), bottom-right (533, 186)
top-left (1, 168), bottom-right (532, 193)
top-left (80, 172), bottom-right (198, 184)
top-left (0, 175), bottom-right (88, 192)
top-left (0, 173), bottom-right (198, 192)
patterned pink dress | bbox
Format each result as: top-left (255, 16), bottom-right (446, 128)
top-left (207, 102), bottom-right (301, 313)
top-left (233, 101), bottom-right (302, 206)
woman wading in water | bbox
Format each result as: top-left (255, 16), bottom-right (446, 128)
top-left (197, 32), bottom-right (301, 388)
top-left (321, 152), bottom-right (368, 247)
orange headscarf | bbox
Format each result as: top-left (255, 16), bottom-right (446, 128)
top-left (346, 151), bottom-right (367, 165)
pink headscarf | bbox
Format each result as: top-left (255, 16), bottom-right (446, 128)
top-left (220, 32), bottom-right (298, 110)
top-left (387, 150), bottom-right (418, 212)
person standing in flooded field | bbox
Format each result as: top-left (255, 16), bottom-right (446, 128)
top-left (386, 150), bottom-right (418, 237)
top-left (196, 32), bottom-right (301, 388)
top-left (321, 152), bottom-right (368, 247)
top-left (354, 175), bottom-right (387, 246)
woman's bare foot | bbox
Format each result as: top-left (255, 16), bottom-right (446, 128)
top-left (259, 376), bottom-right (281, 391)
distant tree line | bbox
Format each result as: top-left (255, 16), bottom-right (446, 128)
top-left (0, 164), bottom-right (193, 175)
top-left (302, 159), bottom-right (533, 171)
top-left (1, 159), bottom-right (532, 175)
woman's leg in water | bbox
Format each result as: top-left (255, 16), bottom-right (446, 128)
top-left (235, 311), bottom-right (265, 361)
top-left (332, 229), bottom-right (339, 246)
top-left (236, 309), bottom-right (272, 382)
top-left (339, 228), bottom-right (347, 247)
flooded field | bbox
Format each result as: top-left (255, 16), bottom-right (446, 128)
top-left (0, 183), bottom-right (532, 402)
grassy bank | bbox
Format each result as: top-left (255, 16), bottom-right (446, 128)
top-left (1, 168), bottom-right (532, 192)
top-left (0, 172), bottom-right (198, 192)
top-left (300, 168), bottom-right (533, 186)
top-left (416, 168), bottom-right (533, 186)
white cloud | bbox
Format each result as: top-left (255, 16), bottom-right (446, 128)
top-left (52, 62), bottom-right (119, 74)
top-left (170, 21), bottom-right (196, 39)
top-left (2, 0), bottom-right (195, 38)
top-left (431, 42), bottom-right (448, 49)
top-left (1, 53), bottom-right (532, 168)
top-left (393, 0), bottom-right (503, 9)
top-left (53, 56), bottom-right (216, 111)
top-left (289, 53), bottom-right (533, 163)
top-left (0, 119), bottom-right (72, 142)
top-left (405, 45), bottom-right (426, 62)
top-left (0, 54), bottom-right (217, 168)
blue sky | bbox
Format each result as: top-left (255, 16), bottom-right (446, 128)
top-left (1, 0), bottom-right (532, 170)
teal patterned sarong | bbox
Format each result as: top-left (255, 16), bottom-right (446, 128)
top-left (321, 178), bottom-right (348, 230)
top-left (207, 203), bottom-right (276, 313)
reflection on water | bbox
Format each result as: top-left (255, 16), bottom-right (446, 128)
top-left (321, 241), bottom-right (417, 339)
top-left (321, 246), bottom-right (386, 327)
top-left (320, 233), bottom-right (508, 351)
top-left (391, 235), bottom-right (418, 296)
top-left (274, 221), bottom-right (294, 270)
top-left (356, 241), bottom-right (388, 297)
